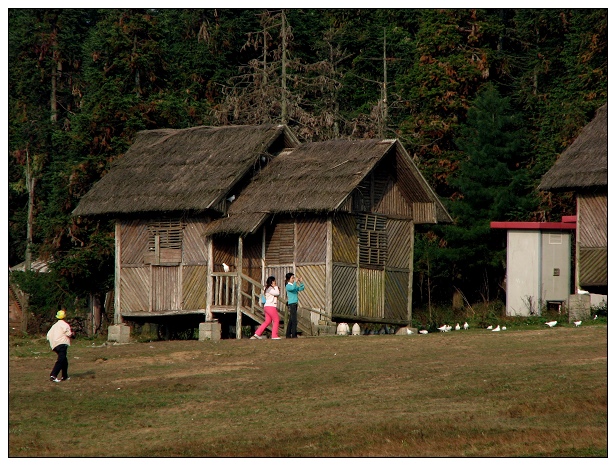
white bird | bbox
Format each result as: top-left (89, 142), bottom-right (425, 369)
top-left (438, 325), bottom-right (448, 332)
top-left (545, 321), bottom-right (557, 328)
top-left (446, 325), bottom-right (452, 332)
top-left (226, 195), bottom-right (236, 203)
top-left (492, 325), bottom-right (500, 332)
top-left (455, 323), bottom-right (461, 331)
top-left (419, 330), bottom-right (428, 334)
top-left (352, 323), bottom-right (361, 335)
top-left (577, 288), bottom-right (590, 295)
top-left (502, 326), bottom-right (507, 331)
top-left (486, 325), bottom-right (493, 330)
top-left (222, 263), bottom-right (230, 272)
top-left (574, 320), bottom-right (582, 327)
top-left (406, 328), bottom-right (414, 335)
top-left (594, 315), bottom-right (598, 320)
top-left (463, 322), bottom-right (469, 330)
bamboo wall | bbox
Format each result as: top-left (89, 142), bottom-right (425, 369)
top-left (577, 192), bottom-right (607, 287)
top-left (118, 216), bottom-right (210, 315)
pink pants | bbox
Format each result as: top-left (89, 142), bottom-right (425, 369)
top-left (256, 306), bottom-right (279, 338)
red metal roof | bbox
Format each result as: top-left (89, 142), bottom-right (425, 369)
top-left (490, 221), bottom-right (576, 230)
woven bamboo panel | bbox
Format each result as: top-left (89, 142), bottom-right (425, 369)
top-left (152, 266), bottom-right (180, 311)
top-left (242, 233), bottom-right (263, 282)
top-left (358, 268), bottom-right (384, 319)
top-left (120, 267), bottom-right (150, 312)
top-left (375, 180), bottom-right (413, 218)
top-left (182, 265), bottom-right (207, 309)
top-left (384, 269), bottom-right (409, 321)
top-left (213, 236), bottom-right (237, 272)
top-left (296, 218), bottom-right (327, 264)
top-left (332, 264), bottom-right (357, 317)
top-left (119, 219), bottom-right (149, 265)
top-left (183, 218), bottom-right (208, 265)
top-left (265, 219), bottom-right (294, 264)
top-left (295, 264), bottom-right (326, 311)
top-left (265, 265), bottom-right (294, 308)
top-left (412, 202), bottom-right (436, 224)
top-left (332, 214), bottom-right (357, 264)
top-left (386, 219), bottom-right (411, 268)
top-left (579, 248), bottom-right (607, 287)
top-left (578, 193), bottom-right (607, 248)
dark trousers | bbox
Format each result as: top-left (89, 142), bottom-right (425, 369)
top-left (51, 344), bottom-right (69, 379)
top-left (286, 303), bottom-right (298, 338)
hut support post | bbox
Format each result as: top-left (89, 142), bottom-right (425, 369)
top-left (407, 222), bottom-right (415, 325)
top-left (236, 236), bottom-right (243, 339)
top-left (205, 237), bottom-right (213, 321)
top-left (325, 216), bottom-right (333, 319)
top-left (114, 221), bottom-right (123, 324)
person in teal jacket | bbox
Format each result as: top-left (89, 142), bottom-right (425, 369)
top-left (285, 272), bottom-right (305, 338)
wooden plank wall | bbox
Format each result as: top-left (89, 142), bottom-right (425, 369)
top-left (183, 218), bottom-right (209, 264)
top-left (182, 265), bottom-right (208, 309)
top-left (332, 264), bottom-right (357, 317)
top-left (296, 218), bottom-right (327, 263)
top-left (295, 264), bottom-right (326, 311)
top-left (387, 219), bottom-right (411, 268)
top-left (332, 214), bottom-right (357, 264)
top-left (375, 179), bottom-right (413, 218)
top-left (120, 219), bottom-right (149, 264)
top-left (213, 236), bottom-right (237, 272)
top-left (578, 193), bottom-right (607, 287)
top-left (265, 219), bottom-right (294, 264)
top-left (358, 268), bottom-right (384, 318)
top-left (120, 267), bottom-right (150, 312)
top-left (152, 266), bottom-right (180, 311)
top-left (384, 270), bottom-right (409, 321)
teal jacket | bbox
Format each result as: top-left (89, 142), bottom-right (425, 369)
top-left (285, 282), bottom-right (305, 304)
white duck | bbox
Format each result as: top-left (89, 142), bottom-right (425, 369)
top-left (455, 323), bottom-right (461, 331)
top-left (545, 321), bottom-right (558, 328)
top-left (492, 325), bottom-right (501, 332)
top-left (463, 322), bottom-right (469, 330)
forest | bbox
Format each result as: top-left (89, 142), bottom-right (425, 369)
top-left (7, 8), bottom-right (608, 330)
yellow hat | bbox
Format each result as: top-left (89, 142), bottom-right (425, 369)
top-left (56, 310), bottom-right (66, 319)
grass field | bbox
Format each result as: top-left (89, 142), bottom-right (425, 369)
top-left (8, 324), bottom-right (607, 457)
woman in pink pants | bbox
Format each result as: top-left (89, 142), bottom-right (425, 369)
top-left (251, 276), bottom-right (281, 340)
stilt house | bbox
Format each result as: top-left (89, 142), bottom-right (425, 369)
top-left (539, 104), bottom-right (607, 295)
top-left (73, 125), bottom-right (451, 338)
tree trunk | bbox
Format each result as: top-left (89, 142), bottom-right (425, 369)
top-left (281, 10), bottom-right (288, 124)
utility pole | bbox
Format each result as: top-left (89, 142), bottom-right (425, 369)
top-left (281, 9), bottom-right (288, 124)
top-left (381, 28), bottom-right (388, 138)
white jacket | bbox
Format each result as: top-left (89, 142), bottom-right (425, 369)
top-left (46, 319), bottom-right (72, 350)
top-left (264, 286), bottom-right (280, 307)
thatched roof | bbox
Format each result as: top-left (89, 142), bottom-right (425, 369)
top-left (73, 124), bottom-right (299, 217)
top-left (539, 104), bottom-right (607, 191)
top-left (204, 138), bottom-right (452, 235)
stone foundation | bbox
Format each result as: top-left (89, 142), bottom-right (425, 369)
top-left (107, 324), bottom-right (131, 343)
top-left (568, 294), bottom-right (591, 323)
top-left (199, 321), bottom-right (221, 341)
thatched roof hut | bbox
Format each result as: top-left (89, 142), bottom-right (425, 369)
top-left (204, 138), bottom-right (452, 235)
top-left (73, 124), bottom-right (299, 217)
top-left (538, 104), bottom-right (607, 191)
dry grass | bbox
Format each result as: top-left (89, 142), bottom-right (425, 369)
top-left (8, 325), bottom-right (607, 457)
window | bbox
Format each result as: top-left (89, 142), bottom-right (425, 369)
top-left (357, 213), bottom-right (387, 267)
top-left (145, 219), bottom-right (183, 264)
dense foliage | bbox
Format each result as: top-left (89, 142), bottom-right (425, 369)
top-left (8, 8), bottom-right (607, 320)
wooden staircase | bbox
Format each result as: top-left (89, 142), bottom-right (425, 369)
top-left (211, 272), bottom-right (317, 337)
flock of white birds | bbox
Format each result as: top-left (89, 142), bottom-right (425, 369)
top-left (334, 317), bottom-right (590, 335)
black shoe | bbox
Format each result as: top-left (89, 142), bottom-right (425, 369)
top-left (61, 377), bottom-right (70, 382)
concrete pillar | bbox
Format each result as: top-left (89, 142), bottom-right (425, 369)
top-left (199, 321), bottom-right (221, 341)
top-left (107, 324), bottom-right (131, 343)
